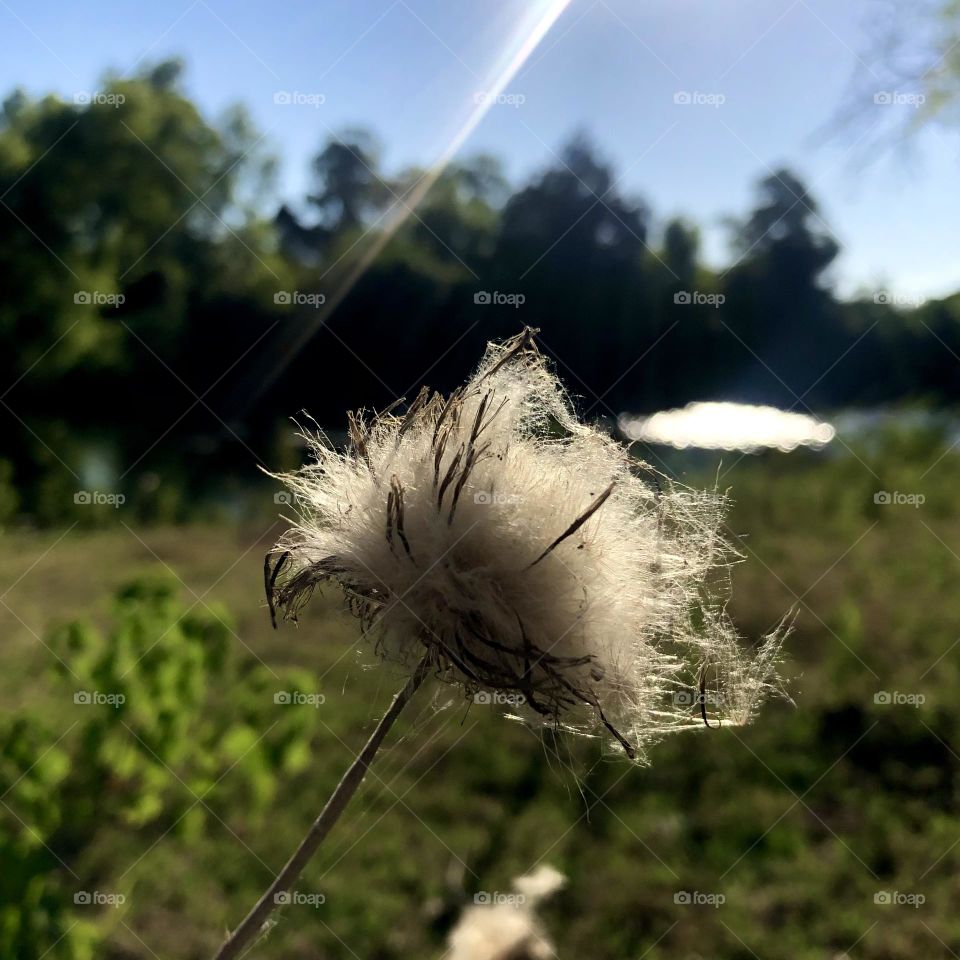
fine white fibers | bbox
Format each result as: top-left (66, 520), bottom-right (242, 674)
top-left (269, 328), bottom-right (785, 761)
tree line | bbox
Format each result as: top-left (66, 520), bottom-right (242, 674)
top-left (1, 60), bottom-right (956, 522)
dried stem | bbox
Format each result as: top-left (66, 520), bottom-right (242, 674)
top-left (211, 655), bottom-right (431, 960)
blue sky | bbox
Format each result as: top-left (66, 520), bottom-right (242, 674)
top-left (2, 0), bottom-right (955, 299)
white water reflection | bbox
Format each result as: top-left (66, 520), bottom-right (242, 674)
top-left (619, 402), bottom-right (836, 453)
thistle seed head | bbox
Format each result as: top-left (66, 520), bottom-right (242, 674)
top-left (268, 328), bottom-right (785, 761)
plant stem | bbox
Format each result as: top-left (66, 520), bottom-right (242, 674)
top-left (212, 656), bottom-right (431, 960)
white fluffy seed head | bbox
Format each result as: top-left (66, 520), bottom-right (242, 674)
top-left (269, 329), bottom-right (785, 761)
top-left (446, 865), bottom-right (565, 960)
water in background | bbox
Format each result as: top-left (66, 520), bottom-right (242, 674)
top-left (619, 402), bottom-right (835, 453)
top-left (618, 402), bottom-right (960, 455)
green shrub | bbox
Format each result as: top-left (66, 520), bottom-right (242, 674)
top-left (0, 576), bottom-right (320, 959)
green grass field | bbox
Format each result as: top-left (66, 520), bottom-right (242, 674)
top-left (3, 435), bottom-right (959, 959)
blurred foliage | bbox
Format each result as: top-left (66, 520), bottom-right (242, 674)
top-left (854, 0), bottom-right (960, 129)
top-left (0, 577), bottom-right (320, 959)
top-left (922, 0), bottom-right (960, 122)
top-left (1, 61), bottom-right (959, 527)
